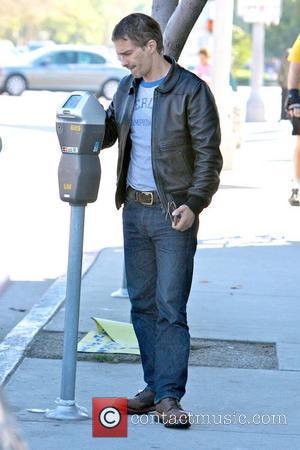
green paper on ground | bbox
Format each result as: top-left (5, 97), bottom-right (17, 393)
top-left (77, 317), bottom-right (140, 355)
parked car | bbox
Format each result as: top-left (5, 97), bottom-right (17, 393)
top-left (0, 45), bottom-right (128, 99)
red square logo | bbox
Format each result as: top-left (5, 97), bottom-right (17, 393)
top-left (92, 397), bottom-right (128, 437)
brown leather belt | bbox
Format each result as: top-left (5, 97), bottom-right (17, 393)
top-left (126, 186), bottom-right (160, 206)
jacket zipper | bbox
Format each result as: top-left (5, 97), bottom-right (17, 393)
top-left (151, 89), bottom-right (169, 214)
top-left (151, 89), bottom-right (176, 219)
top-left (117, 89), bottom-right (136, 184)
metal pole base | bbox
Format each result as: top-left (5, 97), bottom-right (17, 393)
top-left (45, 398), bottom-right (89, 421)
top-left (111, 288), bottom-right (129, 298)
top-left (246, 93), bottom-right (265, 122)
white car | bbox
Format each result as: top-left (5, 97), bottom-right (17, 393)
top-left (0, 44), bottom-right (128, 100)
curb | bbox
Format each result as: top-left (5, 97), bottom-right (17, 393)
top-left (0, 251), bottom-right (100, 386)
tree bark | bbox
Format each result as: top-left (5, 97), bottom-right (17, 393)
top-left (151, 0), bottom-right (179, 33)
top-left (153, 0), bottom-right (208, 61)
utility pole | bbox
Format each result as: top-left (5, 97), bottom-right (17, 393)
top-left (211, 0), bottom-right (235, 169)
top-left (246, 22), bottom-right (265, 121)
top-left (237, 0), bottom-right (282, 122)
top-left (212, 0), bottom-right (234, 102)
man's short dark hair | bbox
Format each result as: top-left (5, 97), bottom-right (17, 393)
top-left (112, 13), bottom-right (164, 54)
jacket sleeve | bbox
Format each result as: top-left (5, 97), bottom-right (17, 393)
top-left (185, 81), bottom-right (223, 215)
top-left (101, 98), bottom-right (118, 149)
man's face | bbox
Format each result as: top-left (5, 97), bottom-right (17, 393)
top-left (114, 38), bottom-right (153, 78)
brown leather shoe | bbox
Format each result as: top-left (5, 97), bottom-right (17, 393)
top-left (127, 389), bottom-right (156, 415)
top-left (155, 397), bottom-right (191, 428)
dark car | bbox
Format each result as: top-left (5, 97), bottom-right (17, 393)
top-left (0, 44), bottom-right (128, 99)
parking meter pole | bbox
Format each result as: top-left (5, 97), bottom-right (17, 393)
top-left (46, 204), bottom-right (88, 420)
top-left (61, 205), bottom-right (85, 400)
top-left (111, 262), bottom-right (129, 298)
top-left (122, 266), bottom-right (127, 291)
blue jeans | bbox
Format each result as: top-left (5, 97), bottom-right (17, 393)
top-left (122, 198), bottom-right (199, 404)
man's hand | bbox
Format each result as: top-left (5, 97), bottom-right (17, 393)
top-left (287, 103), bottom-right (300, 118)
top-left (286, 89), bottom-right (300, 117)
top-left (171, 204), bottom-right (195, 232)
top-left (289, 105), bottom-right (300, 118)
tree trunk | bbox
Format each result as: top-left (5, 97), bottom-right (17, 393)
top-left (151, 0), bottom-right (179, 33)
top-left (152, 0), bottom-right (208, 61)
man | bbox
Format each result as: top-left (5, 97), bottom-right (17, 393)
top-left (102, 13), bottom-right (222, 428)
top-left (286, 34), bottom-right (300, 206)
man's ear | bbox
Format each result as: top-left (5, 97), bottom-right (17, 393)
top-left (146, 39), bottom-right (157, 54)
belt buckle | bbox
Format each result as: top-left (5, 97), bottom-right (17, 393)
top-left (140, 191), bottom-right (154, 206)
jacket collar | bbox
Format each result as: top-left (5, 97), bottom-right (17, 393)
top-left (128, 55), bottom-right (181, 94)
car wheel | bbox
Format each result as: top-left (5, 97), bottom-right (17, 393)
top-left (101, 79), bottom-right (119, 100)
top-left (5, 75), bottom-right (27, 96)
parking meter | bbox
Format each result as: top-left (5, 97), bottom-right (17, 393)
top-left (46, 92), bottom-right (106, 421)
top-left (56, 91), bottom-right (105, 205)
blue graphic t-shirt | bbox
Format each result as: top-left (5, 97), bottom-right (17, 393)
top-left (127, 76), bottom-right (165, 191)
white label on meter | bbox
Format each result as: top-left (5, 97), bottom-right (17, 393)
top-left (62, 146), bottom-right (79, 154)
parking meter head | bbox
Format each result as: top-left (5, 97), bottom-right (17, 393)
top-left (56, 92), bottom-right (106, 204)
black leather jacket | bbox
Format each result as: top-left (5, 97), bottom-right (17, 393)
top-left (102, 56), bottom-right (222, 215)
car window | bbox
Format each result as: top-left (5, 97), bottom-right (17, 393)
top-left (76, 52), bottom-right (105, 65)
top-left (49, 51), bottom-right (77, 64)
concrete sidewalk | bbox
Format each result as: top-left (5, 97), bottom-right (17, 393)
top-left (2, 121), bottom-right (300, 449)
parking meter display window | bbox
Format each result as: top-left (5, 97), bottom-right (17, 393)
top-left (62, 95), bottom-right (82, 109)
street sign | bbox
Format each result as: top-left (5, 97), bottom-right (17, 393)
top-left (237, 0), bottom-right (282, 25)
